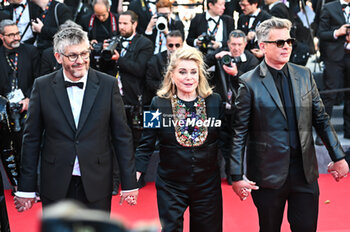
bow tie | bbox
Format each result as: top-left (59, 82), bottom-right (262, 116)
top-left (249, 15), bottom-right (257, 18)
top-left (208, 18), bottom-right (217, 23)
top-left (13, 3), bottom-right (25, 9)
top-left (64, 81), bottom-right (84, 89)
top-left (342, 3), bottom-right (350, 8)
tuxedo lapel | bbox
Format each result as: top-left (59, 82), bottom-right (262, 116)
top-left (260, 61), bottom-right (287, 119)
top-left (76, 69), bottom-right (100, 136)
top-left (51, 70), bottom-right (77, 132)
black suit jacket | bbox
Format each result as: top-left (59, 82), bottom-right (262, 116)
top-left (231, 61), bottom-right (345, 188)
top-left (40, 47), bottom-right (61, 76)
top-left (186, 13), bottom-right (235, 48)
top-left (0, 44), bottom-right (40, 98)
top-left (318, 0), bottom-right (347, 62)
top-left (268, 2), bottom-right (291, 20)
top-left (128, 0), bottom-right (153, 34)
top-left (237, 9), bottom-right (271, 35)
top-left (35, 1), bottom-right (72, 50)
top-left (18, 68), bottom-right (138, 202)
top-left (118, 34), bottom-right (153, 105)
top-left (145, 19), bottom-right (185, 46)
top-left (136, 94), bottom-right (223, 182)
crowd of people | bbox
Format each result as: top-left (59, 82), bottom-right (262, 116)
top-left (0, 0), bottom-right (349, 231)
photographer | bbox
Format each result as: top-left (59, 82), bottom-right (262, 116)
top-left (0, 19), bottom-right (40, 172)
top-left (144, 0), bottom-right (184, 54)
top-left (186, 0), bottom-right (234, 54)
top-left (206, 30), bottom-right (259, 184)
top-left (80, 0), bottom-right (119, 75)
top-left (318, 0), bottom-right (350, 139)
top-left (107, 10), bottom-right (153, 150)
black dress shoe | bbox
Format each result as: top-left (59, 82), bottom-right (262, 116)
top-left (315, 135), bottom-right (323, 146)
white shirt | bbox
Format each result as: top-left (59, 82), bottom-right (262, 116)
top-left (248, 8), bottom-right (260, 29)
top-left (12, 0), bottom-right (34, 43)
top-left (193, 12), bottom-right (224, 47)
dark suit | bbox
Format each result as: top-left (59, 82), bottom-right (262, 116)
top-left (128, 0), bottom-right (154, 34)
top-left (186, 13), bottom-right (235, 48)
top-left (136, 94), bottom-right (223, 232)
top-left (18, 68), bottom-right (138, 211)
top-left (0, 44), bottom-right (40, 98)
top-left (318, 0), bottom-right (350, 135)
top-left (35, 1), bottom-right (72, 50)
top-left (40, 46), bottom-right (61, 76)
top-left (268, 2), bottom-right (291, 20)
top-left (231, 60), bottom-right (345, 231)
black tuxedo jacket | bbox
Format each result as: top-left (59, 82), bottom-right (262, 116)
top-left (118, 34), bottom-right (153, 105)
top-left (318, 0), bottom-right (347, 62)
top-left (136, 94), bottom-right (223, 182)
top-left (231, 61), bottom-right (345, 189)
top-left (128, 0), bottom-right (153, 34)
top-left (0, 44), bottom-right (40, 98)
top-left (145, 19), bottom-right (185, 46)
top-left (186, 13), bottom-right (235, 48)
top-left (35, 1), bottom-right (72, 50)
top-left (18, 68), bottom-right (138, 202)
top-left (237, 10), bottom-right (271, 35)
top-left (40, 46), bottom-right (61, 76)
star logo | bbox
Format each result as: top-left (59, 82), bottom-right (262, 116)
top-left (150, 109), bottom-right (161, 121)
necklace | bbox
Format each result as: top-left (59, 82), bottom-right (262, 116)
top-left (171, 95), bottom-right (208, 147)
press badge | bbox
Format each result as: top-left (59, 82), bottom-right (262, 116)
top-left (7, 88), bottom-right (24, 103)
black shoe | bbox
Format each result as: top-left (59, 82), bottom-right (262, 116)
top-left (315, 135), bottom-right (323, 145)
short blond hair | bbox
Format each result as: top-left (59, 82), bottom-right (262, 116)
top-left (157, 46), bottom-right (213, 99)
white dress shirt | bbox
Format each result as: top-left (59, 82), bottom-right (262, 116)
top-left (12, 0), bottom-right (34, 43)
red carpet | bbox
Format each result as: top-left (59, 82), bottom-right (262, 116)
top-left (5, 174), bottom-right (350, 232)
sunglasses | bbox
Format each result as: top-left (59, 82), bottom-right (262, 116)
top-left (263, 38), bottom-right (295, 48)
top-left (167, 43), bottom-right (181, 48)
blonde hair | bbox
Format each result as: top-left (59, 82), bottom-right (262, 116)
top-left (157, 46), bottom-right (213, 99)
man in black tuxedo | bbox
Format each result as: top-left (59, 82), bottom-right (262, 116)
top-left (144, 0), bottom-right (184, 54)
top-left (231, 18), bottom-right (349, 231)
top-left (318, 0), bottom-right (350, 138)
top-left (186, 0), bottom-right (234, 54)
top-left (14, 26), bottom-right (138, 212)
top-left (237, 0), bottom-right (271, 58)
top-left (128, 0), bottom-right (156, 34)
top-left (205, 29), bottom-right (259, 185)
top-left (0, 0), bottom-right (42, 44)
top-left (109, 10), bottom-right (153, 149)
top-left (144, 30), bottom-right (183, 105)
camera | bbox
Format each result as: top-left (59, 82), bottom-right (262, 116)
top-left (198, 32), bottom-right (215, 52)
top-left (101, 36), bottom-right (121, 61)
top-left (9, 102), bottom-right (22, 132)
top-left (91, 42), bottom-right (103, 54)
top-left (156, 13), bottom-right (168, 31)
top-left (221, 55), bottom-right (242, 66)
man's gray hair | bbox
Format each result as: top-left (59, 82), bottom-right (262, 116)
top-left (92, 0), bottom-right (110, 8)
top-left (0, 19), bottom-right (16, 34)
top-left (59, 19), bottom-right (83, 31)
top-left (53, 27), bottom-right (89, 54)
top-left (256, 17), bottom-right (292, 44)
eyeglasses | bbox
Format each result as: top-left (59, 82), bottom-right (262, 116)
top-left (61, 50), bottom-right (90, 62)
top-left (3, 32), bottom-right (20, 39)
top-left (167, 43), bottom-right (181, 48)
top-left (263, 38), bottom-right (295, 48)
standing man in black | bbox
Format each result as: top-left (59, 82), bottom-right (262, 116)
top-left (186, 0), bottom-right (234, 54)
top-left (318, 0), bottom-right (350, 138)
top-left (81, 0), bottom-right (119, 76)
top-left (109, 10), bottom-right (153, 149)
top-left (144, 0), bottom-right (184, 54)
top-left (128, 0), bottom-right (156, 34)
top-left (14, 26), bottom-right (138, 213)
top-left (0, 0), bottom-right (42, 44)
top-left (231, 18), bottom-right (349, 231)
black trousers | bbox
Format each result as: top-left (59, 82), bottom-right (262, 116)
top-left (156, 172), bottom-right (223, 232)
top-left (41, 176), bottom-right (112, 213)
top-left (251, 164), bottom-right (319, 232)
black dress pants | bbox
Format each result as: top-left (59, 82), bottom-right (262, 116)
top-left (251, 164), bottom-right (319, 232)
top-left (156, 172), bottom-right (223, 232)
top-left (41, 176), bottom-right (112, 213)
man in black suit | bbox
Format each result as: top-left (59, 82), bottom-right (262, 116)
top-left (237, 0), bottom-right (271, 58)
top-left (128, 0), bottom-right (156, 34)
top-left (205, 29), bottom-right (259, 185)
top-left (231, 18), bottom-right (349, 231)
top-left (144, 0), bottom-right (184, 54)
top-left (186, 0), bottom-right (234, 54)
top-left (30, 0), bottom-right (72, 51)
top-left (264, 0), bottom-right (291, 20)
top-left (14, 26), bottom-right (138, 212)
top-left (109, 10), bottom-right (153, 149)
top-left (0, 0), bottom-right (42, 44)
top-left (318, 0), bottom-right (350, 138)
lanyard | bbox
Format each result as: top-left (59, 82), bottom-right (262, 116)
top-left (157, 31), bottom-right (165, 53)
top-left (41, 0), bottom-right (53, 21)
top-left (207, 18), bottom-right (220, 37)
top-left (15, 2), bottom-right (28, 25)
top-left (6, 52), bottom-right (19, 72)
top-left (343, 7), bottom-right (350, 23)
